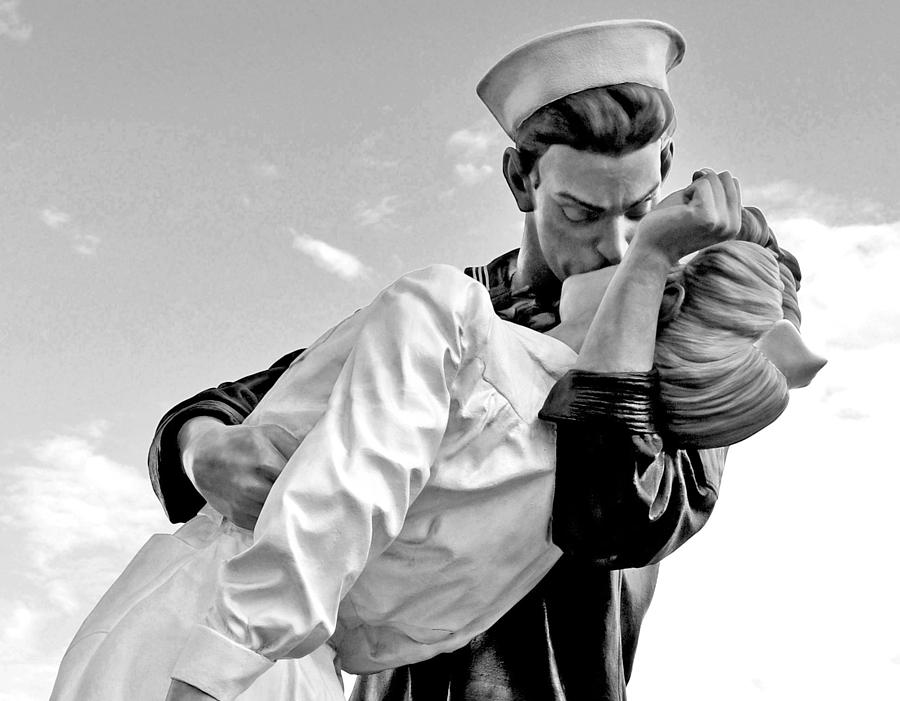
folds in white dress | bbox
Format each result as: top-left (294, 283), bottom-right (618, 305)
top-left (51, 265), bottom-right (577, 701)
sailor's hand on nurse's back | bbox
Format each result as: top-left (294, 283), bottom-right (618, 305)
top-left (632, 168), bottom-right (742, 265)
top-left (178, 417), bottom-right (299, 530)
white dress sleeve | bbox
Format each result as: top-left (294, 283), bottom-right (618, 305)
top-left (170, 265), bottom-right (492, 700)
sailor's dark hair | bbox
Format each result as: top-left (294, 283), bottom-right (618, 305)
top-left (515, 83), bottom-right (676, 179)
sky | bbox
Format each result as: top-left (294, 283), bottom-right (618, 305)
top-left (1, 1), bottom-right (898, 699)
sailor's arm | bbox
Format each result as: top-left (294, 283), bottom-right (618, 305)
top-left (148, 349), bottom-right (303, 524)
top-left (541, 170), bottom-right (740, 567)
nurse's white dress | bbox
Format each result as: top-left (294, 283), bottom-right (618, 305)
top-left (51, 265), bottom-right (577, 701)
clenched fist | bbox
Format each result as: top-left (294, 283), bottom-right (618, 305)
top-left (633, 169), bottom-right (742, 264)
top-left (178, 418), bottom-right (300, 529)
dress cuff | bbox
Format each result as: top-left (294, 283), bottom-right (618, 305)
top-left (539, 370), bottom-right (659, 434)
top-left (170, 625), bottom-right (274, 701)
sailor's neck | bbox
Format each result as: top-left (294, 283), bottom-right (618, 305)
top-left (512, 248), bottom-right (561, 299)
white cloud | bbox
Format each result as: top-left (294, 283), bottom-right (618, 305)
top-left (80, 418), bottom-right (111, 440)
top-left (357, 131), bottom-right (401, 170)
top-left (251, 162), bottom-right (280, 179)
top-left (355, 195), bottom-right (399, 227)
top-left (743, 179), bottom-right (890, 226)
top-left (454, 162), bottom-right (493, 185)
top-left (6, 429), bottom-right (166, 574)
top-left (72, 232), bottom-right (101, 255)
top-left (0, 423), bottom-right (170, 700)
top-left (0, 0), bottom-right (32, 43)
top-left (768, 217), bottom-right (900, 351)
top-left (40, 208), bottom-right (71, 229)
top-left (39, 207), bottom-right (101, 255)
top-left (446, 122), bottom-right (507, 160)
top-left (446, 120), bottom-right (507, 187)
top-left (290, 229), bottom-right (371, 281)
top-left (1, 603), bottom-right (36, 649)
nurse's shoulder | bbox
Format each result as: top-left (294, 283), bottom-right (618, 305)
top-left (370, 264), bottom-right (496, 353)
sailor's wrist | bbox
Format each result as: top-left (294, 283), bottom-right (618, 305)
top-left (178, 417), bottom-right (226, 488)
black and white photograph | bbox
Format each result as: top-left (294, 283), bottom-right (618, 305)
top-left (1, 1), bottom-right (897, 699)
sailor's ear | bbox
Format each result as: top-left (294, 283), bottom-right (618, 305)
top-left (658, 280), bottom-right (686, 324)
top-left (503, 147), bottom-right (535, 213)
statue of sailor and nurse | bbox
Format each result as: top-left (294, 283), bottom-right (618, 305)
top-left (51, 20), bottom-right (825, 701)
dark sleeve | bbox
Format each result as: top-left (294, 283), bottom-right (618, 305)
top-left (148, 349), bottom-right (306, 523)
top-left (539, 370), bottom-right (726, 569)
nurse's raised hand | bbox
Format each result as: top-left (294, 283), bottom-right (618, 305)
top-left (179, 419), bottom-right (300, 529)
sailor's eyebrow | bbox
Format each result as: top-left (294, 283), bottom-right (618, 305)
top-left (556, 183), bottom-right (659, 213)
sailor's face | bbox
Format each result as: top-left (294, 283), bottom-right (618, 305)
top-left (529, 143), bottom-right (661, 280)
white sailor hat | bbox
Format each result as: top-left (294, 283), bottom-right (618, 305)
top-left (477, 19), bottom-right (685, 140)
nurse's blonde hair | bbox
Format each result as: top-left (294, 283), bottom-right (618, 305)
top-left (655, 209), bottom-right (800, 448)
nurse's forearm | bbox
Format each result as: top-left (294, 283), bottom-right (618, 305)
top-left (573, 241), bottom-right (672, 373)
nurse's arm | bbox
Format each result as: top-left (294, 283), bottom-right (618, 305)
top-left (167, 267), bottom-right (488, 701)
